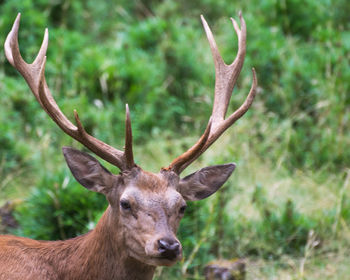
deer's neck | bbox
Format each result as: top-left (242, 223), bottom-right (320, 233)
top-left (53, 206), bottom-right (156, 280)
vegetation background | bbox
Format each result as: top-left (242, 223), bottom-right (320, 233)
top-left (0, 0), bottom-right (349, 279)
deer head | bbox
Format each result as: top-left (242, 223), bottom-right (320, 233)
top-left (4, 12), bottom-right (257, 267)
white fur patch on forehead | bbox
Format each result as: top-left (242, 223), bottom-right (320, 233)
top-left (120, 186), bottom-right (142, 202)
top-left (120, 185), bottom-right (184, 209)
top-left (164, 188), bottom-right (184, 208)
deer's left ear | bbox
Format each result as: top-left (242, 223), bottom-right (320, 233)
top-left (178, 163), bottom-right (236, 201)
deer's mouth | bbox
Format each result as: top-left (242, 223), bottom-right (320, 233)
top-left (152, 254), bottom-right (182, 266)
top-left (129, 246), bottom-right (182, 267)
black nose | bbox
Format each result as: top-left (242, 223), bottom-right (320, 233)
top-left (157, 238), bottom-right (180, 260)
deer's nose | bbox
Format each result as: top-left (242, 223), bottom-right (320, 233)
top-left (157, 238), bottom-right (181, 259)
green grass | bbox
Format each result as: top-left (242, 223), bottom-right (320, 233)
top-left (143, 127), bottom-right (349, 279)
top-left (0, 0), bottom-right (349, 278)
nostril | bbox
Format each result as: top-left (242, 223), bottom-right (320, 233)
top-left (169, 242), bottom-right (180, 251)
top-left (158, 239), bottom-right (169, 252)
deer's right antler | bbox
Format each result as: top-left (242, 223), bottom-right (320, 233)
top-left (4, 13), bottom-right (135, 171)
top-left (165, 12), bottom-right (258, 174)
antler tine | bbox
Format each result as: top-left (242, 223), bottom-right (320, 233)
top-left (5, 14), bottom-right (133, 171)
top-left (125, 104), bottom-right (135, 169)
top-left (166, 12), bottom-right (257, 174)
top-left (200, 15), bottom-right (224, 71)
top-left (4, 13), bottom-right (48, 107)
top-left (202, 12), bottom-right (247, 124)
top-left (4, 13), bottom-right (22, 67)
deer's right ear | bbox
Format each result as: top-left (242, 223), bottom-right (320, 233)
top-left (62, 147), bottom-right (115, 194)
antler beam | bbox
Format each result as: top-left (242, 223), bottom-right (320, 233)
top-left (166, 12), bottom-right (258, 174)
top-left (4, 13), bottom-right (135, 171)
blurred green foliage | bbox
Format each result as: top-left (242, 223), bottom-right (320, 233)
top-left (0, 0), bottom-right (348, 174)
top-left (0, 0), bottom-right (349, 278)
top-left (12, 169), bottom-right (107, 240)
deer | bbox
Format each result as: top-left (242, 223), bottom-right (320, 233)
top-left (0, 11), bottom-right (257, 280)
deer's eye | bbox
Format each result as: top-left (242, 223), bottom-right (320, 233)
top-left (179, 205), bottom-right (187, 214)
top-left (120, 200), bottom-right (131, 210)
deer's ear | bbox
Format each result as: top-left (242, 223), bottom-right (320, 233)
top-left (62, 147), bottom-right (115, 194)
top-left (178, 163), bottom-right (236, 201)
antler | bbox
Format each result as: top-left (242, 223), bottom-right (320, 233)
top-left (4, 13), bottom-right (135, 171)
top-left (166, 12), bottom-right (258, 174)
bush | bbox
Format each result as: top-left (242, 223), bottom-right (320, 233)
top-left (13, 168), bottom-right (107, 240)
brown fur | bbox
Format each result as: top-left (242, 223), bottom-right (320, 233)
top-left (129, 170), bottom-right (169, 191)
top-left (0, 207), bottom-right (155, 280)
